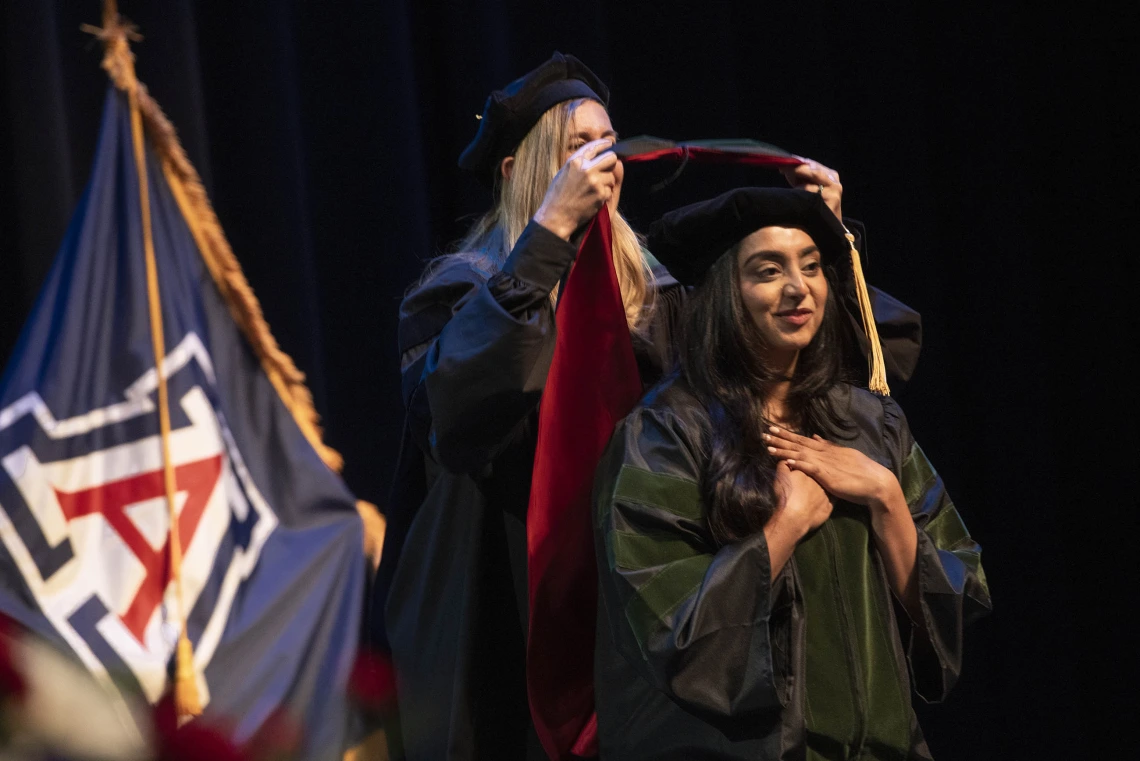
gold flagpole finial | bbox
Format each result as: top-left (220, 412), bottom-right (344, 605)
top-left (80, 0), bottom-right (143, 92)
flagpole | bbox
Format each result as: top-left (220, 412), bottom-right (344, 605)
top-left (129, 48), bottom-right (203, 724)
top-left (85, 0), bottom-right (202, 719)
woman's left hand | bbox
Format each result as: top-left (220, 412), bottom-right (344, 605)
top-left (780, 159), bottom-right (843, 221)
top-left (763, 426), bottom-right (896, 508)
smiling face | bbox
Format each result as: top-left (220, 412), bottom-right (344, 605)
top-left (736, 225), bottom-right (829, 368)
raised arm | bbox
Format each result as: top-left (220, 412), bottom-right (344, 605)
top-left (399, 138), bottom-right (621, 473)
top-left (398, 223), bottom-right (575, 473)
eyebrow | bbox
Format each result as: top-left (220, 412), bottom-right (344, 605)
top-left (573, 129), bottom-right (618, 141)
top-left (740, 245), bottom-right (821, 269)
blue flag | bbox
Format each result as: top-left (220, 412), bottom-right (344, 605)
top-left (0, 87), bottom-right (364, 758)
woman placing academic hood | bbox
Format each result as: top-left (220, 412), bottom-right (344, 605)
top-left (374, 52), bottom-right (924, 760)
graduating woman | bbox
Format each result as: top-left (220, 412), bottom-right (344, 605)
top-left (377, 52), bottom-right (924, 760)
top-left (593, 188), bottom-right (991, 760)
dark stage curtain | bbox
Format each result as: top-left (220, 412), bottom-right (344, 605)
top-left (1, 1), bottom-right (1135, 758)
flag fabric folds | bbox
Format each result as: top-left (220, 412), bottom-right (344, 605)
top-left (0, 86), bottom-right (364, 760)
top-left (526, 206), bottom-right (643, 760)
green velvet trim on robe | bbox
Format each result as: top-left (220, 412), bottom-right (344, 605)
top-left (605, 465), bottom-right (712, 654)
top-left (797, 505), bottom-right (912, 760)
top-left (902, 444), bottom-right (989, 594)
top-left (611, 465), bottom-right (704, 521)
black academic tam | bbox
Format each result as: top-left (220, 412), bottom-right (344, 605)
top-left (459, 51), bottom-right (609, 183)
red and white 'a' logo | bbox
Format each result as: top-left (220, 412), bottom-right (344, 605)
top-left (0, 334), bottom-right (277, 706)
top-left (53, 453), bottom-right (223, 644)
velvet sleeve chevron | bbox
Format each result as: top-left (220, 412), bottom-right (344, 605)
top-left (881, 396), bottom-right (992, 703)
top-left (593, 403), bottom-right (784, 721)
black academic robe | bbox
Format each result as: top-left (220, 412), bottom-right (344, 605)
top-left (592, 379), bottom-right (991, 760)
top-left (374, 219), bottom-right (922, 761)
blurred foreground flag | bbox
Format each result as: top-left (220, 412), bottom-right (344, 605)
top-left (0, 25), bottom-right (365, 760)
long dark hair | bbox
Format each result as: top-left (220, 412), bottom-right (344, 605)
top-left (680, 246), bottom-right (852, 546)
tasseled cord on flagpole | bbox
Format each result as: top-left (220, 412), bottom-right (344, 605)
top-left (842, 228), bottom-right (891, 396)
top-left (84, 0), bottom-right (201, 719)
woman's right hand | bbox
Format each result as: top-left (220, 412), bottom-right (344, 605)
top-left (764, 461), bottom-right (832, 579)
top-left (774, 460), bottom-right (833, 537)
top-left (533, 138), bottom-right (618, 240)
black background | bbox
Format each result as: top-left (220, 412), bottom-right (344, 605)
top-left (2, 1), bottom-right (1136, 757)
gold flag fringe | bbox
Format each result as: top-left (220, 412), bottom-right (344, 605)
top-left (88, 7), bottom-right (342, 473)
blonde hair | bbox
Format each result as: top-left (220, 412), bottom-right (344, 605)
top-left (445, 99), bottom-right (653, 330)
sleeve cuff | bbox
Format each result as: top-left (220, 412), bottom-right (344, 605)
top-left (501, 219), bottom-right (579, 292)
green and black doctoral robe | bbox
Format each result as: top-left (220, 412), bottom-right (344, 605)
top-left (593, 379), bottom-right (990, 761)
top-left (373, 219), bottom-right (923, 761)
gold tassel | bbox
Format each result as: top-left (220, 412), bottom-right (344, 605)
top-left (174, 633), bottom-right (202, 716)
top-left (844, 231), bottom-right (890, 396)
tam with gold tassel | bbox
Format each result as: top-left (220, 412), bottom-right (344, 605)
top-left (645, 185), bottom-right (892, 394)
